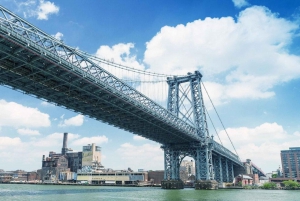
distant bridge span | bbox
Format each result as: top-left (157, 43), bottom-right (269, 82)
top-left (0, 6), bottom-right (244, 187)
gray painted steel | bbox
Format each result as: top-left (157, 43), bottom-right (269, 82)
top-left (0, 5), bottom-right (243, 182)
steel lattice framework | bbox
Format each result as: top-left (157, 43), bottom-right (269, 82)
top-left (0, 5), bottom-right (243, 180)
top-left (164, 72), bottom-right (214, 181)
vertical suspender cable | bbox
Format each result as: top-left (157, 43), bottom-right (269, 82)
top-left (201, 81), bottom-right (240, 160)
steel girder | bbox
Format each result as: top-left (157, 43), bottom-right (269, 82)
top-left (214, 155), bottom-right (223, 183)
top-left (165, 72), bottom-right (214, 181)
top-left (222, 158), bottom-right (229, 182)
top-left (0, 5), bottom-right (243, 169)
top-left (0, 5), bottom-right (197, 143)
top-left (228, 160), bottom-right (234, 182)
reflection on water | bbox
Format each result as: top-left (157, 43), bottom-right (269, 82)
top-left (0, 184), bottom-right (299, 201)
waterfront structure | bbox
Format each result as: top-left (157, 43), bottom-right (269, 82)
top-left (281, 147), bottom-right (300, 179)
top-left (148, 170), bottom-right (164, 185)
top-left (77, 171), bottom-right (147, 185)
top-left (41, 132), bottom-right (103, 181)
top-left (235, 174), bottom-right (253, 186)
top-left (0, 5), bottom-right (246, 189)
top-left (0, 170), bottom-right (40, 183)
top-left (42, 155), bottom-right (69, 181)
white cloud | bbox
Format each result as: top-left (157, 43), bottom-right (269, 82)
top-left (12, 0), bottom-right (59, 20)
top-left (133, 135), bottom-right (147, 141)
top-left (71, 135), bottom-right (109, 146)
top-left (41, 101), bottom-right (54, 107)
top-left (58, 114), bottom-right (84, 127)
top-left (52, 32), bottom-right (63, 40)
top-left (116, 143), bottom-right (163, 170)
top-left (143, 6), bottom-right (300, 106)
top-left (17, 128), bottom-right (40, 136)
top-left (37, 0), bottom-right (59, 20)
top-left (0, 137), bottom-right (22, 150)
top-left (94, 43), bottom-right (145, 80)
top-left (33, 132), bottom-right (80, 148)
top-left (0, 99), bottom-right (51, 128)
top-left (218, 122), bottom-right (300, 172)
top-left (0, 132), bottom-right (70, 170)
top-left (232, 0), bottom-right (249, 8)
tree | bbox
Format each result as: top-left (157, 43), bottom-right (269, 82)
top-left (271, 174), bottom-right (277, 178)
top-left (282, 180), bottom-right (299, 189)
top-left (262, 182), bottom-right (277, 189)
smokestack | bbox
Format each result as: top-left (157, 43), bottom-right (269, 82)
top-left (62, 132), bottom-right (68, 155)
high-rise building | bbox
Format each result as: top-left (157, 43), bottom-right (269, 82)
top-left (281, 147), bottom-right (300, 178)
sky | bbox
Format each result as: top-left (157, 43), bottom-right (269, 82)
top-left (0, 0), bottom-right (300, 174)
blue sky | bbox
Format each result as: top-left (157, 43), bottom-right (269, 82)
top-left (0, 0), bottom-right (300, 174)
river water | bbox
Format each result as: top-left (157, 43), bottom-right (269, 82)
top-left (0, 184), bottom-right (299, 201)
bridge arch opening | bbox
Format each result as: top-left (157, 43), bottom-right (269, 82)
top-left (179, 156), bottom-right (195, 186)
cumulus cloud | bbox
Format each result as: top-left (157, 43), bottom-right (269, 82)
top-left (58, 114), bottom-right (84, 127)
top-left (40, 101), bottom-right (54, 107)
top-left (52, 32), bottom-right (63, 40)
top-left (218, 122), bottom-right (300, 172)
top-left (116, 143), bottom-right (163, 170)
top-left (232, 0), bottom-right (249, 8)
top-left (0, 137), bottom-right (22, 150)
top-left (12, 0), bottom-right (59, 20)
top-left (94, 43), bottom-right (146, 80)
top-left (17, 128), bottom-right (40, 136)
top-left (133, 135), bottom-right (147, 141)
top-left (0, 99), bottom-right (51, 128)
top-left (0, 131), bottom-right (110, 171)
top-left (143, 6), bottom-right (300, 106)
top-left (71, 136), bottom-right (108, 146)
top-left (37, 0), bottom-right (59, 20)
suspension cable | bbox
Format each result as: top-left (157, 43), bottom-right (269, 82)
top-left (205, 107), bottom-right (223, 145)
top-left (201, 81), bottom-right (240, 159)
top-left (76, 50), bottom-right (186, 78)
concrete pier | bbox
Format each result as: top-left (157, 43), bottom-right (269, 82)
top-left (195, 180), bottom-right (218, 190)
top-left (161, 180), bottom-right (184, 189)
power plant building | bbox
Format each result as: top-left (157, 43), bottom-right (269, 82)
top-left (41, 132), bottom-right (103, 182)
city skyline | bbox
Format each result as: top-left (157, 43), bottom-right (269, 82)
top-left (0, 0), bottom-right (300, 173)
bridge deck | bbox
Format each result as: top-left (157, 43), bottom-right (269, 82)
top-left (0, 5), bottom-right (243, 167)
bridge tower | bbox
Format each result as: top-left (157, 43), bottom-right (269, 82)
top-left (161, 71), bottom-right (218, 189)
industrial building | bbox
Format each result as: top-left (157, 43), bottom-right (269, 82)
top-left (41, 132), bottom-right (103, 182)
top-left (281, 147), bottom-right (300, 179)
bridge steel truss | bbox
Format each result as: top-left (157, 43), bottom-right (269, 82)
top-left (0, 5), bottom-right (243, 182)
top-left (165, 72), bottom-right (214, 181)
top-left (164, 72), bottom-right (242, 183)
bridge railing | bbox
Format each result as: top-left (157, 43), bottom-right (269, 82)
top-left (0, 5), bottom-right (198, 141)
top-left (212, 140), bottom-right (243, 166)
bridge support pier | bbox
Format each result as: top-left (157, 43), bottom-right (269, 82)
top-left (195, 180), bottom-right (219, 190)
top-left (161, 180), bottom-right (184, 189)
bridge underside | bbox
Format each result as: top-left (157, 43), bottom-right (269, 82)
top-left (0, 34), bottom-right (196, 144)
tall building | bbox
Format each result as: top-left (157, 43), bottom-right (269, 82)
top-left (180, 160), bottom-right (195, 176)
top-left (281, 147), bottom-right (300, 178)
top-left (82, 143), bottom-right (101, 167)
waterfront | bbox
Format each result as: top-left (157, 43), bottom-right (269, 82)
top-left (0, 184), bottom-right (300, 201)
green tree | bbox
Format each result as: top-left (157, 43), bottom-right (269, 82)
top-left (262, 182), bottom-right (277, 189)
top-left (271, 174), bottom-right (277, 178)
top-left (282, 180), bottom-right (299, 189)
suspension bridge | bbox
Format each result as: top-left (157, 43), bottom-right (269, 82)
top-left (0, 5), bottom-right (263, 189)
